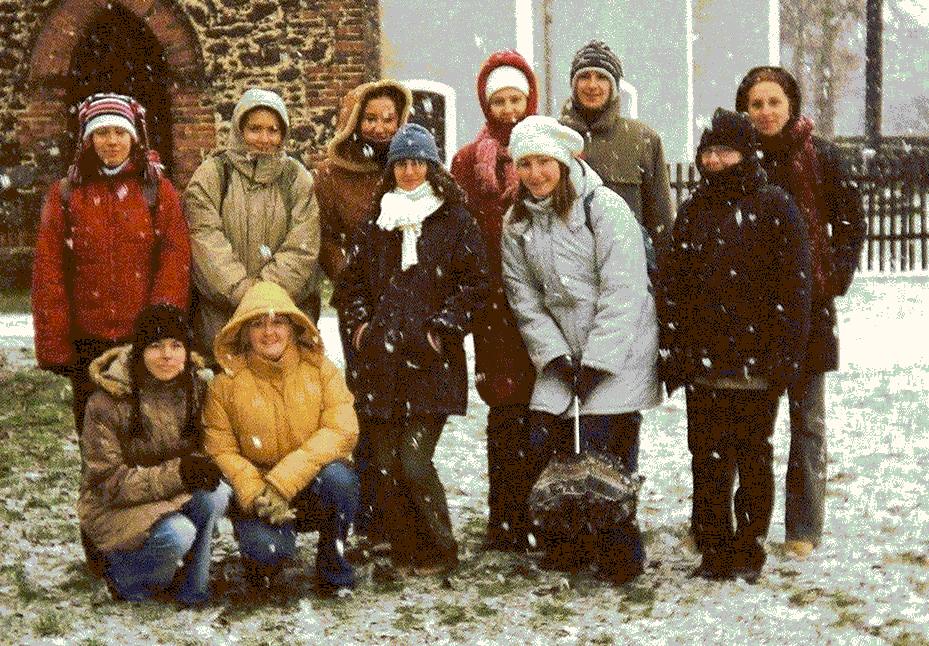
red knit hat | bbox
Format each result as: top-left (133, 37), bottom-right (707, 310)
top-left (79, 94), bottom-right (139, 142)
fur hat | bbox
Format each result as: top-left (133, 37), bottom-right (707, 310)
top-left (508, 115), bottom-right (584, 167)
top-left (387, 123), bottom-right (442, 166)
top-left (735, 66), bottom-right (802, 121)
top-left (697, 108), bottom-right (759, 160)
top-left (484, 65), bottom-right (531, 102)
top-left (571, 40), bottom-right (623, 99)
top-left (79, 93), bottom-right (138, 142)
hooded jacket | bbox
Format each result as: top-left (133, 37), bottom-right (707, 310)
top-left (450, 51), bottom-right (538, 407)
top-left (202, 282), bottom-right (358, 514)
top-left (658, 139), bottom-right (812, 394)
top-left (315, 80), bottom-right (413, 281)
top-left (32, 162), bottom-right (190, 369)
top-left (77, 346), bottom-right (207, 552)
top-left (184, 90), bottom-right (321, 361)
top-left (735, 67), bottom-right (866, 374)
top-left (560, 96), bottom-right (675, 257)
top-left (501, 159), bottom-right (661, 416)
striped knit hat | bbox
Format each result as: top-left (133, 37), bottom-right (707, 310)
top-left (79, 93), bottom-right (139, 142)
top-left (570, 40), bottom-right (623, 99)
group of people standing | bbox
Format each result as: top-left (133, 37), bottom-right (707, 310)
top-left (29, 39), bottom-right (865, 606)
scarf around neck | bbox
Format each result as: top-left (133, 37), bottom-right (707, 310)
top-left (764, 116), bottom-right (831, 295)
top-left (377, 181), bottom-right (445, 270)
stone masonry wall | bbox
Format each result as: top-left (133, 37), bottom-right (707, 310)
top-left (0, 0), bottom-right (381, 241)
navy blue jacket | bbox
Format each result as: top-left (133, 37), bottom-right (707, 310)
top-left (658, 159), bottom-right (812, 394)
top-left (334, 200), bottom-right (488, 419)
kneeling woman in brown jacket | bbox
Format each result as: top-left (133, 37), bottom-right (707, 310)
top-left (203, 281), bottom-right (359, 595)
top-left (78, 305), bottom-right (230, 606)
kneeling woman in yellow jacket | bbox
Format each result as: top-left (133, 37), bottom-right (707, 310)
top-left (203, 281), bottom-right (359, 595)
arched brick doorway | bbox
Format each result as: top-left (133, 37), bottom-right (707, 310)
top-left (65, 5), bottom-right (175, 175)
top-left (19, 0), bottom-right (215, 188)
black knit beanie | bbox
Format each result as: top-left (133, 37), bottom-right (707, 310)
top-left (697, 108), bottom-right (759, 161)
top-left (570, 40), bottom-right (623, 96)
top-left (735, 66), bottom-right (802, 120)
top-left (131, 304), bottom-right (192, 356)
top-left (127, 304), bottom-right (198, 443)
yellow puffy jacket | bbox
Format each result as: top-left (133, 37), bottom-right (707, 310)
top-left (203, 281), bottom-right (358, 513)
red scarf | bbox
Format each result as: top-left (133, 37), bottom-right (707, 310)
top-left (473, 123), bottom-right (519, 200)
top-left (785, 116), bottom-right (832, 295)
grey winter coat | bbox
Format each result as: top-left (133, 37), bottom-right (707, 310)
top-left (501, 159), bottom-right (661, 416)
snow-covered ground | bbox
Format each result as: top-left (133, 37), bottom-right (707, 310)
top-left (1, 275), bottom-right (927, 644)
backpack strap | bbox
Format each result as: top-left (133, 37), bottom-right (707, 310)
top-left (214, 153), bottom-right (232, 214)
top-left (141, 174), bottom-right (160, 217)
top-left (276, 157), bottom-right (300, 224)
top-left (582, 185), bottom-right (658, 294)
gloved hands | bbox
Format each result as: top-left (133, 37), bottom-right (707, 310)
top-left (178, 454), bottom-right (222, 492)
top-left (254, 485), bottom-right (295, 525)
top-left (575, 365), bottom-right (608, 404)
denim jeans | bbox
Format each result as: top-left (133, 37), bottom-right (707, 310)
top-left (784, 372), bottom-right (827, 544)
top-left (233, 461), bottom-right (358, 588)
top-left (106, 481), bottom-right (231, 605)
top-left (527, 411), bottom-right (645, 574)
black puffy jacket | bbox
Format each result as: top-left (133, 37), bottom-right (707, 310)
top-left (658, 158), bottom-right (812, 394)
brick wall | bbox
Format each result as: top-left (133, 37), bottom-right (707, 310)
top-left (0, 0), bottom-right (381, 234)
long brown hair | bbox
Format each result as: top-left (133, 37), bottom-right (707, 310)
top-left (375, 160), bottom-right (466, 208)
top-left (508, 160), bottom-right (576, 224)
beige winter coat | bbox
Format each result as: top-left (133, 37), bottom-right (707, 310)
top-left (184, 91), bottom-right (321, 360)
top-left (77, 346), bottom-right (207, 553)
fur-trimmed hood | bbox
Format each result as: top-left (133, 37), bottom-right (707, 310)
top-left (88, 344), bottom-right (208, 398)
top-left (326, 79), bottom-right (413, 173)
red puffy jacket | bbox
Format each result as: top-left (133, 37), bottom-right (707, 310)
top-left (32, 166), bottom-right (190, 368)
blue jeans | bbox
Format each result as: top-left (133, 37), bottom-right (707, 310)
top-left (527, 411), bottom-right (645, 573)
top-left (784, 372), bottom-right (827, 544)
top-left (233, 461), bottom-right (358, 588)
top-left (106, 481), bottom-right (231, 605)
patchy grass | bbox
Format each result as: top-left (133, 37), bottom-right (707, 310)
top-left (472, 600), bottom-right (498, 618)
top-left (885, 551), bottom-right (929, 567)
top-left (2, 562), bottom-right (48, 603)
top-left (533, 599), bottom-right (575, 622)
top-left (893, 632), bottom-right (929, 646)
top-left (0, 287), bottom-right (30, 314)
top-left (33, 608), bottom-right (67, 637)
top-left (788, 587), bottom-right (824, 606)
top-left (393, 604), bottom-right (425, 632)
top-left (434, 600), bottom-right (471, 626)
top-left (830, 609), bottom-right (865, 629)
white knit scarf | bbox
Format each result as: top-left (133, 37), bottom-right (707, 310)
top-left (377, 181), bottom-right (444, 270)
